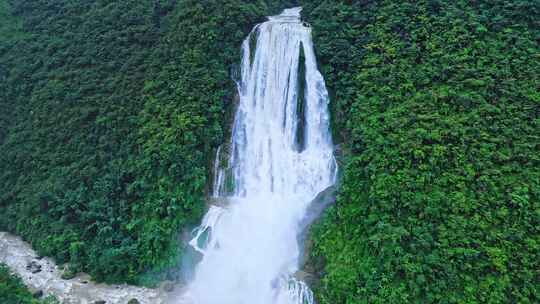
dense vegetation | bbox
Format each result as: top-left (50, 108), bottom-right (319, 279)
top-left (0, 0), bottom-right (293, 284)
top-left (1, 0), bottom-right (538, 302)
top-left (302, 0), bottom-right (539, 303)
top-left (0, 264), bottom-right (57, 304)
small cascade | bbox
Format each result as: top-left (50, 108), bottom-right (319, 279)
top-left (211, 145), bottom-right (225, 197)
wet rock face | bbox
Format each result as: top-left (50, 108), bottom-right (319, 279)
top-left (293, 270), bottom-right (316, 286)
top-left (162, 281), bottom-right (175, 293)
top-left (297, 185), bottom-right (337, 275)
top-left (206, 196), bottom-right (230, 208)
top-left (298, 185), bottom-right (337, 237)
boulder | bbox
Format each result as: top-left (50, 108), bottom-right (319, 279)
top-left (61, 265), bottom-right (77, 280)
top-left (32, 290), bottom-right (43, 298)
top-left (162, 280), bottom-right (175, 292)
top-left (26, 261), bottom-right (42, 274)
top-left (127, 299), bottom-right (140, 304)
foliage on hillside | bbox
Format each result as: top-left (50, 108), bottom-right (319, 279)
top-left (0, 264), bottom-right (58, 304)
top-left (302, 0), bottom-right (539, 303)
top-left (1, 0), bottom-right (538, 301)
top-left (0, 0), bottom-right (24, 40)
top-left (0, 0), bottom-right (293, 284)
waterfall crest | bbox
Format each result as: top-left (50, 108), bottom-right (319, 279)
top-left (180, 7), bottom-right (336, 304)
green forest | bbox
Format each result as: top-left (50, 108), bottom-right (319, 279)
top-left (303, 1), bottom-right (539, 303)
top-left (0, 0), bottom-right (538, 303)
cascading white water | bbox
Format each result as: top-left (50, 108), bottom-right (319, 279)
top-left (179, 7), bottom-right (336, 304)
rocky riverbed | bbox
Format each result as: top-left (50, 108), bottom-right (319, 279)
top-left (0, 232), bottom-right (174, 304)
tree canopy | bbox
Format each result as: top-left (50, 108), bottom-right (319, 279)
top-left (302, 0), bottom-right (539, 303)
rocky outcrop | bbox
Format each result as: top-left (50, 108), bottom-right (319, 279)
top-left (298, 185), bottom-right (337, 244)
top-left (296, 185), bottom-right (337, 286)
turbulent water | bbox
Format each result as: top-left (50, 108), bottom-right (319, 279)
top-left (180, 7), bottom-right (336, 304)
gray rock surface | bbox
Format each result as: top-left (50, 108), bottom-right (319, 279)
top-left (298, 185), bottom-right (337, 239)
top-left (297, 185), bottom-right (337, 268)
top-left (162, 280), bottom-right (176, 293)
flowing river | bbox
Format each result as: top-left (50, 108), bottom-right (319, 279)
top-left (179, 7), bottom-right (337, 304)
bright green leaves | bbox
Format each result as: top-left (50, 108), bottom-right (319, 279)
top-left (303, 0), bottom-right (539, 303)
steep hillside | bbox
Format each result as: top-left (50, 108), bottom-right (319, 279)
top-left (0, 0), bottom-right (293, 284)
top-left (302, 0), bottom-right (539, 303)
top-left (1, 0), bottom-right (538, 302)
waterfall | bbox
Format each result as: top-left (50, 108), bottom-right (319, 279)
top-left (179, 7), bottom-right (337, 304)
